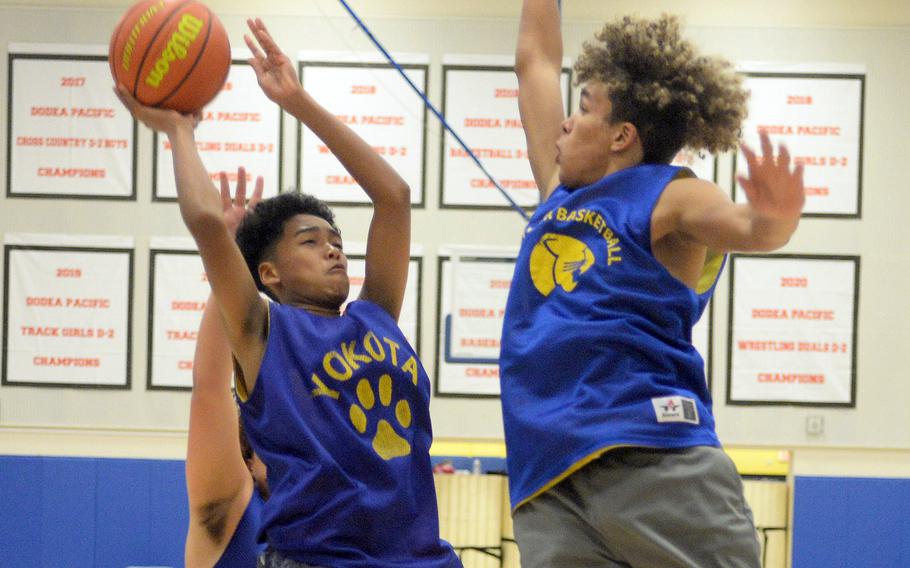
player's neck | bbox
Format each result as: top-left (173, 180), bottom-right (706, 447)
top-left (296, 302), bottom-right (341, 317)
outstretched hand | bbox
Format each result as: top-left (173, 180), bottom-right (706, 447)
top-left (737, 131), bottom-right (806, 222)
top-left (113, 85), bottom-right (199, 134)
top-left (244, 18), bottom-right (300, 106)
top-left (220, 166), bottom-right (264, 237)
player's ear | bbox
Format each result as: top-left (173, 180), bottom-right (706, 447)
top-left (610, 122), bottom-right (639, 153)
top-left (259, 261), bottom-right (279, 288)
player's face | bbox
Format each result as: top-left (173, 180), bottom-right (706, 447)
top-left (267, 214), bottom-right (350, 309)
top-left (557, 81), bottom-right (619, 188)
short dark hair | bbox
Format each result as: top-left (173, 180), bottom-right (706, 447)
top-left (235, 192), bottom-right (337, 300)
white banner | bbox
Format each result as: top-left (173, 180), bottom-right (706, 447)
top-left (8, 50), bottom-right (134, 198)
top-left (736, 70), bottom-right (864, 216)
top-left (343, 256), bottom-right (422, 350)
top-left (728, 255), bottom-right (858, 404)
top-left (299, 53), bottom-right (427, 205)
top-left (436, 258), bottom-right (504, 397)
top-left (154, 61), bottom-right (282, 200)
top-left (148, 250), bottom-right (210, 389)
top-left (3, 245), bottom-right (132, 387)
top-left (447, 254), bottom-right (516, 361)
top-left (440, 61), bottom-right (571, 208)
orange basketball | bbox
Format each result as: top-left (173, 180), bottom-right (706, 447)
top-left (109, 0), bottom-right (230, 113)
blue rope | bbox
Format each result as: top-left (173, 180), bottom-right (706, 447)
top-left (335, 0), bottom-right (531, 221)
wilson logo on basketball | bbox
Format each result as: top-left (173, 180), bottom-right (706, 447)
top-left (144, 13), bottom-right (205, 88)
top-left (110, 0), bottom-right (230, 113)
top-left (120, 0), bottom-right (166, 72)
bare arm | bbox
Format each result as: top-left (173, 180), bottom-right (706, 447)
top-left (185, 295), bottom-right (252, 549)
top-left (185, 176), bottom-right (264, 515)
top-left (245, 18), bottom-right (410, 320)
top-left (114, 88), bottom-right (268, 388)
top-left (516, 0), bottom-right (566, 202)
top-left (655, 132), bottom-right (805, 252)
top-left (184, 181), bottom-right (263, 567)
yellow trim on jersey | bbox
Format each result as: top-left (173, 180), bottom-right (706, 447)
top-left (696, 250), bottom-right (725, 294)
top-left (514, 444), bottom-right (632, 511)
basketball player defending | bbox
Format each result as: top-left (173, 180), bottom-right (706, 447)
top-left (500, 2), bottom-right (805, 566)
top-left (185, 178), bottom-right (267, 567)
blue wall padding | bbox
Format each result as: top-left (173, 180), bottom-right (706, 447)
top-left (42, 457), bottom-right (96, 567)
top-left (1, 456), bottom-right (44, 567)
top-left (15, 457), bottom-right (910, 568)
top-left (0, 455), bottom-right (187, 568)
top-left (793, 475), bottom-right (910, 568)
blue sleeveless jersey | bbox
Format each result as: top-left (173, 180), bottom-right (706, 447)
top-left (500, 164), bottom-right (724, 510)
top-left (240, 300), bottom-right (459, 568)
top-left (214, 488), bottom-right (266, 568)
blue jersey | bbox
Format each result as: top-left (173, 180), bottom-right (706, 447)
top-left (500, 164), bottom-right (724, 510)
top-left (214, 488), bottom-right (266, 568)
top-left (240, 300), bottom-right (459, 568)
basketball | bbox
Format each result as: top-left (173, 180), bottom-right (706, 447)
top-left (109, 0), bottom-right (231, 113)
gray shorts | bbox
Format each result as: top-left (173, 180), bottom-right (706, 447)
top-left (512, 446), bottom-right (761, 568)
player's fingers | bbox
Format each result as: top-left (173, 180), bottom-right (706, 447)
top-left (759, 130), bottom-right (773, 162)
top-left (244, 33), bottom-right (265, 62)
top-left (740, 143), bottom-right (758, 174)
top-left (219, 172), bottom-right (231, 209)
top-left (235, 167), bottom-right (247, 203)
top-left (250, 177), bottom-right (265, 209)
top-left (737, 175), bottom-right (758, 203)
top-left (778, 143), bottom-right (791, 170)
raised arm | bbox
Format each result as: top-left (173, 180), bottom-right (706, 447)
top-left (184, 294), bottom-right (253, 565)
top-left (656, 132), bottom-right (805, 252)
top-left (184, 179), bottom-right (263, 566)
top-left (516, 0), bottom-right (567, 202)
top-left (245, 18), bottom-right (410, 320)
top-left (114, 88), bottom-right (268, 387)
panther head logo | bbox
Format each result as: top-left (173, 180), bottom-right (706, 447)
top-left (529, 233), bottom-right (595, 296)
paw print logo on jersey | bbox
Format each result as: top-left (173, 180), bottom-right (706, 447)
top-left (529, 233), bottom-right (595, 296)
top-left (348, 374), bottom-right (412, 460)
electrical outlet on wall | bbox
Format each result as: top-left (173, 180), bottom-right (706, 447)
top-left (806, 415), bottom-right (825, 436)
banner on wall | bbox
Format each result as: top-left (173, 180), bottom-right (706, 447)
top-left (298, 52), bottom-right (428, 206)
top-left (154, 56), bottom-right (282, 200)
top-left (446, 248), bottom-right (517, 364)
top-left (2, 234), bottom-right (133, 388)
top-left (436, 255), bottom-right (510, 397)
top-left (7, 44), bottom-right (135, 199)
top-left (147, 240), bottom-right (209, 390)
top-left (343, 250), bottom-right (423, 352)
top-left (439, 56), bottom-right (572, 209)
top-left (727, 254), bottom-right (859, 406)
top-left (736, 63), bottom-right (865, 217)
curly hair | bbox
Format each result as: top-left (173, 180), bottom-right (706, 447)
top-left (574, 14), bottom-right (748, 164)
top-left (235, 192), bottom-right (338, 300)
